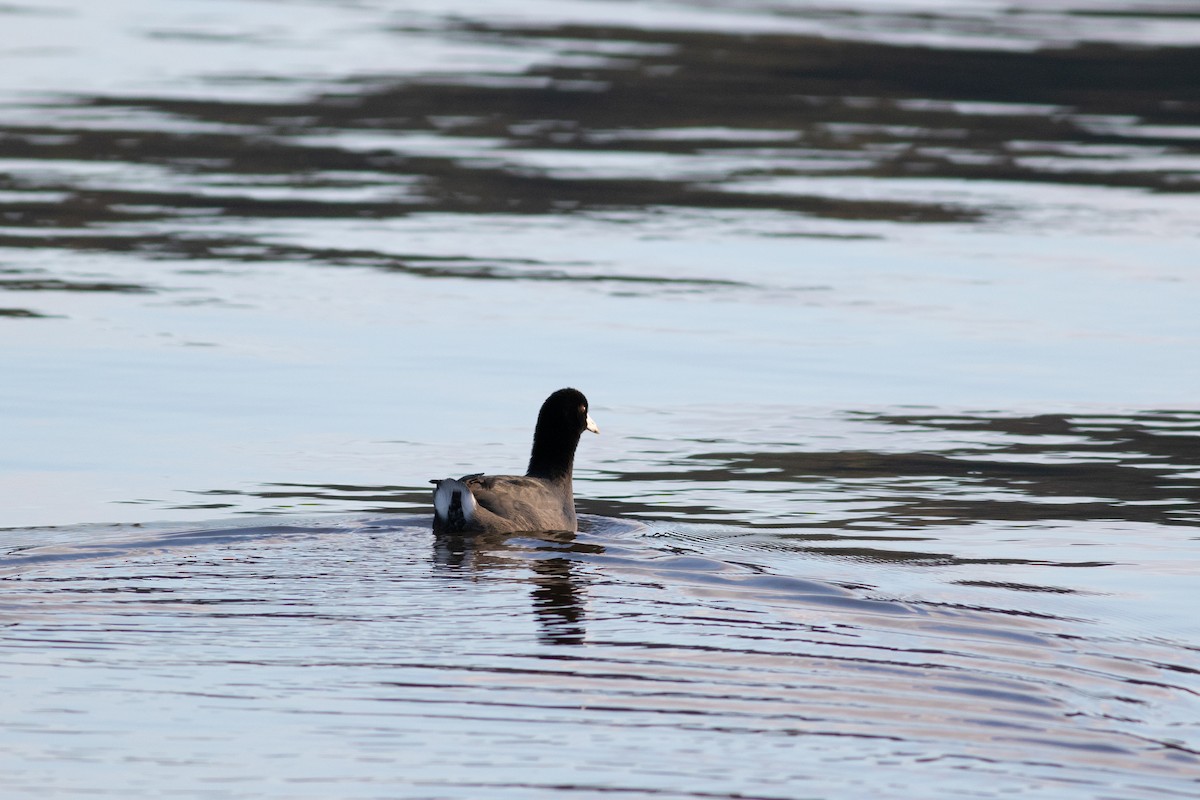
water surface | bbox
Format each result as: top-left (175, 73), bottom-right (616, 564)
top-left (2, 1), bottom-right (1199, 797)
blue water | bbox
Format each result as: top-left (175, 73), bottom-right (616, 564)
top-left (2, 1), bottom-right (1199, 797)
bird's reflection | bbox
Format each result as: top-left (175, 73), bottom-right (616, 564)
top-left (432, 528), bottom-right (601, 646)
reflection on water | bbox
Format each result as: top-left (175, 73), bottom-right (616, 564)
top-left (2, 0), bottom-right (1200, 797)
top-left (194, 409), bottom-right (1200, 532)
top-left (3, 1), bottom-right (1200, 282)
top-left (607, 410), bottom-right (1200, 530)
top-left (434, 529), bottom-right (596, 645)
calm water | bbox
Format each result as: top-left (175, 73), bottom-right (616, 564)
top-left (2, 0), bottom-right (1199, 797)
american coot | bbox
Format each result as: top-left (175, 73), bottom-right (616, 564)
top-left (431, 388), bottom-right (599, 534)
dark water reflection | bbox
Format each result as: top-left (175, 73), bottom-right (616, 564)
top-left (195, 409), bottom-right (1200, 532)
top-left (434, 529), bottom-right (597, 646)
top-left (2, 3), bottom-right (1199, 292)
top-left (613, 410), bottom-right (1200, 530)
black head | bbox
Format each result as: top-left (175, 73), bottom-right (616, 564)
top-left (539, 388), bottom-right (597, 437)
top-left (526, 388), bottom-right (599, 480)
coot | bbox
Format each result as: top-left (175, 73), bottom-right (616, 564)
top-left (431, 388), bottom-right (599, 534)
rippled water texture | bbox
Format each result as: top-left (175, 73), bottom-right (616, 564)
top-left (2, 1), bottom-right (1199, 797)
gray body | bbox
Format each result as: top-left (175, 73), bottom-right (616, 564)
top-left (430, 388), bottom-right (598, 535)
top-left (432, 473), bottom-right (577, 534)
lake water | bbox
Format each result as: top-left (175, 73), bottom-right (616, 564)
top-left (2, 0), bottom-right (1199, 797)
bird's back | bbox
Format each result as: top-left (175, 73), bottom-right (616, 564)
top-left (432, 473), bottom-right (576, 534)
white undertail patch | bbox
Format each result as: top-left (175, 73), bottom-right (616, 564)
top-left (433, 478), bottom-right (477, 524)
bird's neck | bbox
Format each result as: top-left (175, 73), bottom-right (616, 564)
top-left (526, 434), bottom-right (577, 481)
